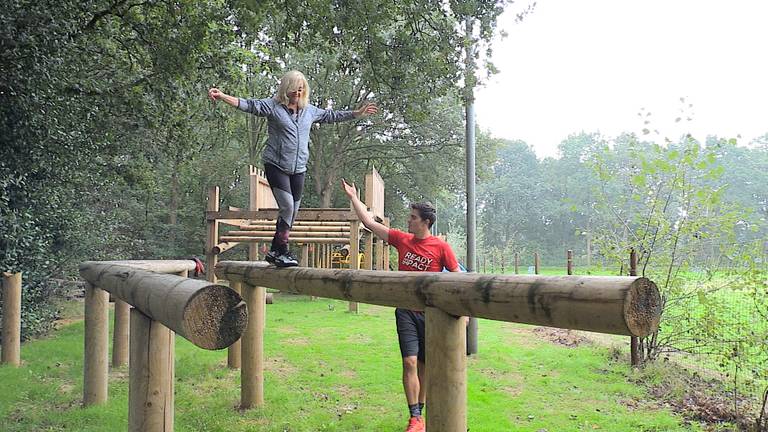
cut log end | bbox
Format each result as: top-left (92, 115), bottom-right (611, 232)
top-left (182, 285), bottom-right (248, 349)
top-left (624, 277), bottom-right (662, 337)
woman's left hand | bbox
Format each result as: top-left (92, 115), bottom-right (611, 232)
top-left (354, 101), bottom-right (378, 118)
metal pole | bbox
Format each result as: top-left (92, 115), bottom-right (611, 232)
top-left (465, 18), bottom-right (478, 356)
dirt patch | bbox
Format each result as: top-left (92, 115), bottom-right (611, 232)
top-left (282, 337), bottom-right (310, 346)
top-left (345, 333), bottom-right (374, 344)
top-left (532, 327), bottom-right (589, 348)
top-left (477, 368), bottom-right (525, 396)
top-left (264, 356), bottom-right (298, 378)
top-left (333, 384), bottom-right (364, 399)
top-left (340, 369), bottom-right (358, 379)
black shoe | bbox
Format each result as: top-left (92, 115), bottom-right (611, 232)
top-left (273, 252), bottom-right (298, 267)
top-left (265, 250), bottom-right (279, 264)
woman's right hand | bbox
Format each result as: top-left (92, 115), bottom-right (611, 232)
top-left (208, 87), bottom-right (224, 101)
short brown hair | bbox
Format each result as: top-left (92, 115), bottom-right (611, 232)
top-left (410, 202), bottom-right (436, 228)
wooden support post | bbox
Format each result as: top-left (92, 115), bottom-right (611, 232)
top-left (375, 237), bottom-right (384, 271)
top-left (206, 186), bottom-right (220, 285)
top-left (128, 309), bottom-right (173, 432)
top-left (629, 249), bottom-right (641, 366)
top-left (514, 252), bottom-right (519, 274)
top-left (1, 272), bottom-right (22, 366)
top-left (227, 281), bottom-right (242, 369)
top-left (567, 250), bottom-right (574, 275)
top-left (300, 244), bottom-right (309, 267)
top-left (84, 283), bottom-right (110, 405)
top-left (112, 299), bottom-right (130, 368)
top-left (425, 307), bottom-right (467, 432)
top-left (364, 234), bottom-right (373, 270)
top-left (534, 252), bottom-right (540, 274)
top-left (241, 284), bottom-right (266, 409)
top-left (348, 221), bottom-right (360, 313)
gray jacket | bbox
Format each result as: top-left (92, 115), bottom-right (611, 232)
top-left (238, 97), bottom-right (356, 174)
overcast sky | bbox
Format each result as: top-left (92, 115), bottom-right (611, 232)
top-left (474, 0), bottom-right (768, 159)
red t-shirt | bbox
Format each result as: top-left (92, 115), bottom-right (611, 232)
top-left (388, 229), bottom-right (459, 272)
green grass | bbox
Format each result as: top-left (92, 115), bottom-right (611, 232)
top-left (0, 295), bottom-right (704, 431)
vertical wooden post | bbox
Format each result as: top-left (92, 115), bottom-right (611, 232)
top-left (205, 186), bottom-right (220, 285)
top-left (534, 252), bottom-right (540, 274)
top-left (567, 250), bottom-right (574, 275)
top-left (112, 299), bottom-right (130, 367)
top-left (227, 281), bottom-right (242, 369)
top-left (300, 244), bottom-right (309, 267)
top-left (363, 234), bottom-right (373, 270)
top-left (1, 272), bottom-right (22, 366)
top-left (425, 307), bottom-right (467, 432)
top-left (84, 283), bottom-right (110, 405)
top-left (348, 221), bottom-right (360, 313)
top-left (128, 309), bottom-right (173, 432)
top-left (513, 253), bottom-right (519, 274)
top-left (241, 284), bottom-right (266, 409)
top-left (629, 249), bottom-right (641, 366)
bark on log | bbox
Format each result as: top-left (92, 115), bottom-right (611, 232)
top-left (80, 262), bottom-right (247, 349)
top-left (215, 261), bottom-right (661, 337)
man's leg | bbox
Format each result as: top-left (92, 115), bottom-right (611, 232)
top-left (396, 309), bottom-right (426, 431)
top-left (417, 359), bottom-right (426, 409)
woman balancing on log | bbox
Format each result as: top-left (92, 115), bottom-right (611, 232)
top-left (208, 71), bottom-right (378, 266)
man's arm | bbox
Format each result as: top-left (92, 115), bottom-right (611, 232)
top-left (341, 179), bottom-right (389, 242)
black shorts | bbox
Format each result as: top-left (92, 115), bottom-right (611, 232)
top-left (395, 308), bottom-right (425, 362)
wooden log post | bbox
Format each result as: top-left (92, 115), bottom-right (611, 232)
top-left (534, 252), bottom-right (540, 274)
top-left (567, 250), bottom-right (574, 275)
top-left (216, 262), bottom-right (662, 337)
top-left (206, 186), bottom-right (220, 286)
top-left (514, 252), bottom-right (519, 274)
top-left (629, 249), bottom-right (642, 366)
top-left (227, 281), bottom-right (243, 369)
top-left (241, 283), bottom-right (266, 409)
top-left (1, 272), bottom-right (22, 366)
top-left (84, 282), bottom-right (110, 405)
top-left (79, 262), bottom-right (247, 350)
top-left (348, 221), bottom-right (360, 313)
top-left (112, 299), bottom-right (130, 368)
top-left (129, 308), bottom-right (173, 432)
top-left (426, 307), bottom-right (467, 432)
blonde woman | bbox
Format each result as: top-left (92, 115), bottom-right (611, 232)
top-left (208, 70), bottom-right (378, 266)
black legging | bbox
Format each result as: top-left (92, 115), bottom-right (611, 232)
top-left (264, 163), bottom-right (305, 253)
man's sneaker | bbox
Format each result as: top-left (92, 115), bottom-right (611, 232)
top-left (264, 250), bottom-right (279, 264)
top-left (404, 416), bottom-right (425, 432)
top-left (273, 252), bottom-right (298, 267)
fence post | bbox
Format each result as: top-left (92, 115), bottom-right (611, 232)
top-left (514, 253), bottom-right (519, 274)
top-left (83, 283), bottom-right (110, 405)
top-left (425, 307), bottom-right (467, 432)
top-left (241, 284), bottom-right (266, 409)
top-left (112, 299), bottom-right (130, 368)
top-left (1, 272), bottom-right (22, 366)
top-left (629, 249), bottom-right (641, 366)
top-left (534, 252), bottom-right (540, 274)
top-left (567, 250), bottom-right (573, 275)
top-left (128, 308), bottom-right (173, 432)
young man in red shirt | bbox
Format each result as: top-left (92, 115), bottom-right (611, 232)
top-left (342, 179), bottom-right (461, 432)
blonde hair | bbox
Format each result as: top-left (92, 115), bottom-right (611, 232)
top-left (275, 70), bottom-right (310, 109)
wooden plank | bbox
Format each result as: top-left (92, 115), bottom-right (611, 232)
top-left (207, 210), bottom-right (360, 222)
top-left (220, 236), bottom-right (350, 244)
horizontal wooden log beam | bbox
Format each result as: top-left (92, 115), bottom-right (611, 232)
top-left (220, 236), bottom-right (349, 244)
top-left (212, 242), bottom-right (240, 255)
top-left (99, 260), bottom-right (196, 274)
top-left (215, 261), bottom-right (661, 337)
top-left (207, 210), bottom-right (359, 222)
top-left (225, 230), bottom-right (352, 238)
top-left (80, 262), bottom-right (247, 349)
top-left (238, 225), bottom-right (351, 232)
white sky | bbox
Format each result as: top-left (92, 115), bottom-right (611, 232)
top-left (474, 0), bottom-right (768, 159)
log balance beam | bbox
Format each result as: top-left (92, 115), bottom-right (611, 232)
top-left (79, 261), bottom-right (247, 432)
top-left (215, 260), bottom-right (661, 431)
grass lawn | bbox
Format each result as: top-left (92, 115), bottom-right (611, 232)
top-left (0, 294), bottom-right (710, 431)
